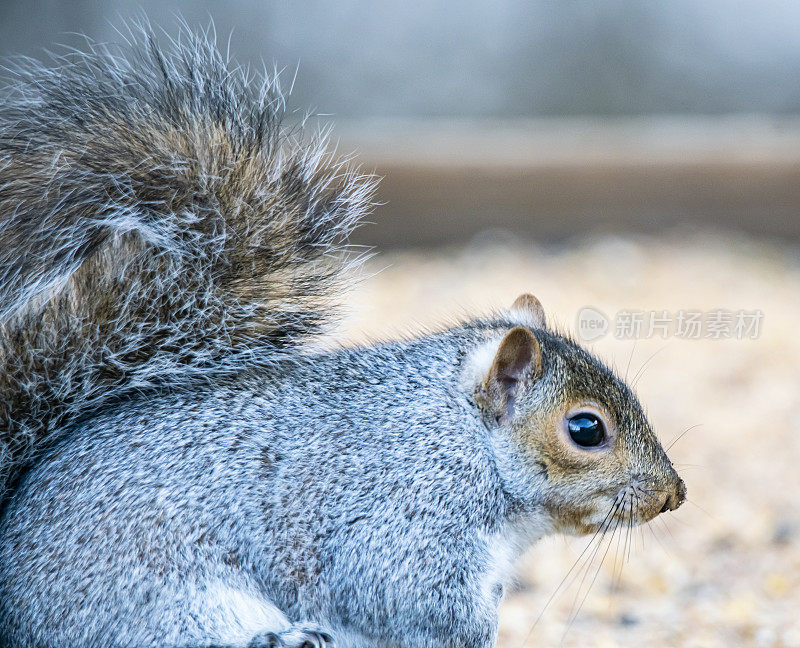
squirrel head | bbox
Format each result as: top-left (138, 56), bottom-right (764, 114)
top-left (470, 294), bottom-right (685, 536)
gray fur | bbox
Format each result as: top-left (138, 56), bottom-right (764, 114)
top-left (1, 329), bottom-right (512, 648)
top-left (0, 25), bottom-right (684, 648)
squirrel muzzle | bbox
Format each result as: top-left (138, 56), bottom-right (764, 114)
top-left (660, 475), bottom-right (687, 513)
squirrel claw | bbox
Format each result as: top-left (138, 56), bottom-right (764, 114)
top-left (247, 632), bottom-right (283, 648)
top-left (248, 629), bottom-right (333, 648)
top-left (296, 631), bottom-right (333, 648)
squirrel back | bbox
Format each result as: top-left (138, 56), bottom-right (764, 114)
top-left (0, 29), bottom-right (377, 504)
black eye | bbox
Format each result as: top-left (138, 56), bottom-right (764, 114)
top-left (567, 413), bottom-right (605, 447)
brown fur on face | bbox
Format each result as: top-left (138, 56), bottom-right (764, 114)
top-left (476, 297), bottom-right (686, 536)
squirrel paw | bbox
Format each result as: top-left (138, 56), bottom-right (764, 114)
top-left (248, 629), bottom-right (333, 648)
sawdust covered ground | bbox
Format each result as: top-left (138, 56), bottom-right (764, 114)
top-left (337, 230), bottom-right (800, 648)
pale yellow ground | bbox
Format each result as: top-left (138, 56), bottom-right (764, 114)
top-left (336, 230), bottom-right (800, 648)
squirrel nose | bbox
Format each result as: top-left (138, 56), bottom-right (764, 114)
top-left (660, 478), bottom-right (687, 513)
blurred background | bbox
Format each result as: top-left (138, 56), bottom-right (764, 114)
top-left (2, 0), bottom-right (800, 246)
top-left (1, 2), bottom-right (798, 646)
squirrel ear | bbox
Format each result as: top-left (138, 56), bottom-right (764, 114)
top-left (478, 326), bottom-right (543, 423)
top-left (510, 293), bottom-right (546, 329)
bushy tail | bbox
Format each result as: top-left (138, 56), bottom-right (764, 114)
top-left (0, 26), bottom-right (377, 503)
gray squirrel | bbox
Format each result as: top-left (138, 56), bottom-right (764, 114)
top-left (0, 27), bottom-right (685, 648)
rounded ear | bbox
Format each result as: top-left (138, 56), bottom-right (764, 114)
top-left (476, 326), bottom-right (542, 423)
top-left (510, 293), bottom-right (546, 329)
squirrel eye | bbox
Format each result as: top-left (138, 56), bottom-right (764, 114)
top-left (567, 413), bottom-right (605, 447)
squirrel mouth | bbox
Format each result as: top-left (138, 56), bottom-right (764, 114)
top-left (610, 481), bottom-right (679, 526)
top-left (545, 478), bottom-right (676, 537)
top-left (570, 488), bottom-right (664, 536)
top-left (577, 502), bottom-right (642, 537)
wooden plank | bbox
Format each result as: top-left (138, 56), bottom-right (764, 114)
top-left (333, 118), bottom-right (800, 247)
